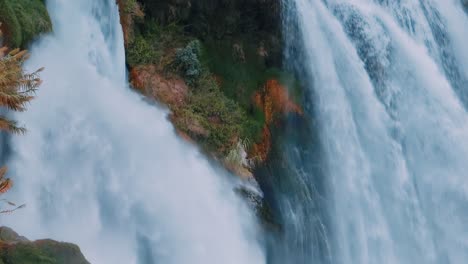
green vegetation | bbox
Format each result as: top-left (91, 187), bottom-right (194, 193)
top-left (174, 40), bottom-right (274, 153)
top-left (1, 244), bottom-right (56, 264)
top-left (124, 2), bottom-right (302, 162)
top-left (173, 40), bottom-right (202, 84)
top-left (0, 241), bottom-right (90, 264)
top-left (122, 0), bottom-right (139, 13)
top-left (127, 21), bottom-right (188, 67)
top-left (201, 39), bottom-right (303, 107)
top-left (0, 0), bottom-right (52, 48)
top-left (0, 228), bottom-right (89, 264)
top-left (126, 22), bottom-right (266, 154)
top-left (126, 35), bottom-right (157, 66)
top-left (183, 75), bottom-right (246, 153)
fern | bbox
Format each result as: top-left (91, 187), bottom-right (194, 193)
top-left (0, 47), bottom-right (41, 133)
top-left (0, 25), bottom-right (42, 214)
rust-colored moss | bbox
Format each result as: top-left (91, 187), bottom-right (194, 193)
top-left (250, 79), bottom-right (302, 162)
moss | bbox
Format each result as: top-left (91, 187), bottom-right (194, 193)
top-left (126, 35), bottom-right (159, 66)
top-left (199, 39), bottom-right (302, 148)
top-left (0, 228), bottom-right (89, 264)
top-left (126, 21), bottom-right (189, 67)
top-left (0, 241), bottom-right (89, 264)
top-left (126, 29), bottom-right (265, 154)
top-left (34, 241), bottom-right (89, 264)
top-left (180, 72), bottom-right (247, 153)
top-left (0, 0), bottom-right (52, 48)
top-left (122, 0), bottom-right (139, 13)
top-left (1, 244), bottom-right (56, 264)
top-left (125, 3), bottom-right (302, 162)
top-left (201, 39), bottom-right (301, 107)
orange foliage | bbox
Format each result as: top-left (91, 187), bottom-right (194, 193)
top-left (130, 65), bottom-right (188, 108)
top-left (0, 167), bottom-right (12, 194)
top-left (254, 79), bottom-right (302, 124)
top-left (251, 79), bottom-right (303, 162)
top-left (0, 178), bottom-right (12, 194)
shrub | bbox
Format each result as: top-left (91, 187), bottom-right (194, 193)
top-left (126, 35), bottom-right (159, 66)
top-left (173, 40), bottom-right (202, 84)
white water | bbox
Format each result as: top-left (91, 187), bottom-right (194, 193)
top-left (286, 0), bottom-right (468, 263)
top-left (3, 1), bottom-right (265, 263)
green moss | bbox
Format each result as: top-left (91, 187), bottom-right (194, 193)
top-left (1, 244), bottom-right (56, 264)
top-left (201, 39), bottom-right (302, 107)
top-left (126, 35), bottom-right (159, 66)
top-left (35, 242), bottom-right (88, 264)
top-left (0, 241), bottom-right (89, 264)
top-left (198, 39), bottom-right (302, 147)
top-left (200, 40), bottom-right (264, 108)
top-left (0, 0), bottom-right (52, 48)
top-left (126, 20), bottom-right (188, 67)
top-left (177, 73), bottom-right (246, 153)
top-left (172, 40), bottom-right (268, 153)
top-left (126, 15), bottom-right (300, 157)
top-left (122, 0), bottom-right (138, 13)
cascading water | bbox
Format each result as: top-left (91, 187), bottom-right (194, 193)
top-left (271, 0), bottom-right (468, 263)
top-left (3, 0), bottom-right (265, 263)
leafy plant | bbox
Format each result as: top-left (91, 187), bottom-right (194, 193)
top-left (0, 47), bottom-right (41, 133)
top-left (0, 27), bottom-right (42, 214)
top-left (173, 40), bottom-right (202, 84)
top-left (126, 35), bottom-right (158, 66)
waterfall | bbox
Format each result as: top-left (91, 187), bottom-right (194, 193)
top-left (275, 0), bottom-right (468, 263)
top-left (3, 0), bottom-right (265, 263)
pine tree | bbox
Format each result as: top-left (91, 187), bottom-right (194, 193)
top-left (0, 23), bottom-right (41, 213)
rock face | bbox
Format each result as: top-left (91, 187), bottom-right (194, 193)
top-left (0, 227), bottom-right (90, 264)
